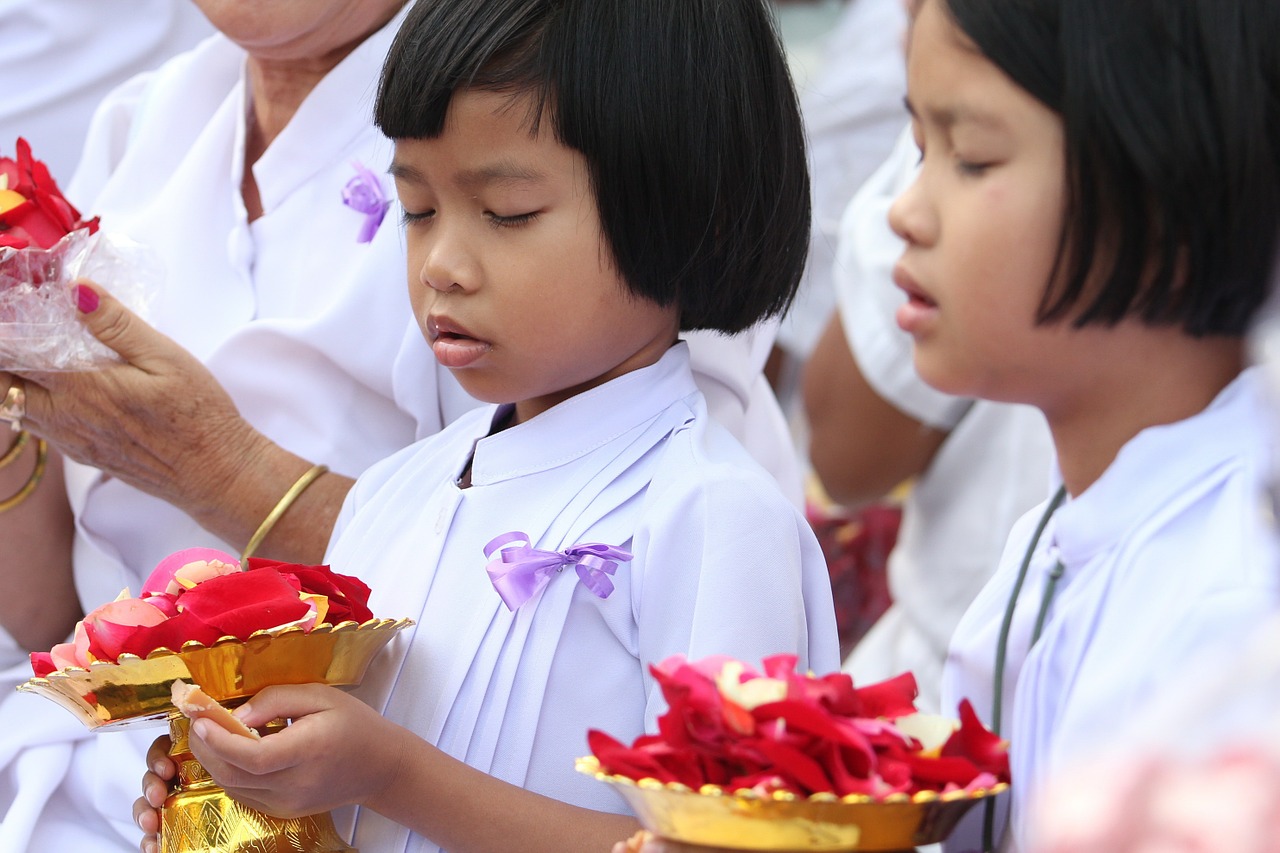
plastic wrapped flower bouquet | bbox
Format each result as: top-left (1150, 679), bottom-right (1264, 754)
top-left (0, 136), bottom-right (156, 370)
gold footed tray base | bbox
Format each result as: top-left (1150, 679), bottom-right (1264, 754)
top-left (18, 619), bottom-right (413, 853)
top-left (162, 712), bottom-right (356, 853)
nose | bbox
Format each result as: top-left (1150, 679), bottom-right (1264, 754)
top-left (887, 168), bottom-right (936, 248)
top-left (414, 219), bottom-right (477, 294)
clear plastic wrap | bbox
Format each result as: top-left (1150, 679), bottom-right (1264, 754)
top-left (0, 226), bottom-right (159, 371)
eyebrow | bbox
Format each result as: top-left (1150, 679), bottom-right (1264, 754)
top-left (388, 159), bottom-right (545, 189)
top-left (903, 97), bottom-right (1009, 132)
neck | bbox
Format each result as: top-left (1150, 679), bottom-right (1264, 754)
top-left (242, 4), bottom-right (399, 163)
top-left (244, 55), bottom-right (340, 161)
top-left (1044, 326), bottom-right (1245, 497)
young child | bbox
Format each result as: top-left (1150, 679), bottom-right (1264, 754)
top-left (134, 0), bottom-right (838, 851)
top-left (889, 0), bottom-right (1280, 850)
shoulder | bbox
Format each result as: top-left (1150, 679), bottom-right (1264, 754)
top-left (69, 34), bottom-right (241, 205)
top-left (636, 410), bottom-right (811, 548)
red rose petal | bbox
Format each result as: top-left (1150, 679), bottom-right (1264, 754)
top-left (247, 558), bottom-right (374, 624)
top-left (116, 610), bottom-right (226, 658)
top-left (176, 569), bottom-right (310, 638)
top-left (30, 653), bottom-right (56, 678)
top-left (941, 699), bottom-right (1010, 782)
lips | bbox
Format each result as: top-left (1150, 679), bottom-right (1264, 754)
top-left (892, 263), bottom-right (939, 335)
top-left (892, 264), bottom-right (936, 307)
top-left (426, 314), bottom-right (492, 368)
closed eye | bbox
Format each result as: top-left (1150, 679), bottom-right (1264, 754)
top-left (401, 208), bottom-right (434, 225)
top-left (954, 157), bottom-right (993, 177)
top-left (485, 211), bottom-right (540, 229)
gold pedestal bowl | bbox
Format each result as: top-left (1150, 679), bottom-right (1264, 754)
top-left (577, 756), bottom-right (1008, 852)
top-left (19, 618), bottom-right (412, 853)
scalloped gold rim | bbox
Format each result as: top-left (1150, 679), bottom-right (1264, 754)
top-left (574, 755), bottom-right (1009, 805)
top-left (26, 617), bottom-right (414, 683)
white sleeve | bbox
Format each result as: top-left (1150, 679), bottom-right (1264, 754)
top-left (777, 0), bottom-right (910, 358)
top-left (834, 127), bottom-right (972, 430)
top-left (65, 72), bottom-right (155, 211)
top-left (685, 322), bottom-right (804, 506)
top-left (632, 454), bottom-right (841, 725)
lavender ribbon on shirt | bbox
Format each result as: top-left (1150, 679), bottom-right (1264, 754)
top-left (484, 531), bottom-right (632, 611)
top-left (341, 161), bottom-right (391, 243)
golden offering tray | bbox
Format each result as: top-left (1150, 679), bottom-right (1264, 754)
top-left (20, 618), bottom-right (412, 853)
top-left (577, 755), bottom-right (1008, 852)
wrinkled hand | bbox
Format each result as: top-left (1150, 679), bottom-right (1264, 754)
top-left (183, 684), bottom-right (403, 820)
top-left (8, 281), bottom-right (268, 515)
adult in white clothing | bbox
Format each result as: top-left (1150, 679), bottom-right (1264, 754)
top-left (804, 128), bottom-right (1053, 713)
top-left (774, 0), bottom-right (909, 370)
top-left (0, 0), bottom-right (214, 179)
top-left (0, 1), bottom-right (799, 849)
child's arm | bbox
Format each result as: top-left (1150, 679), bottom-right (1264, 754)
top-left (803, 310), bottom-right (948, 506)
top-left (180, 684), bottom-right (641, 853)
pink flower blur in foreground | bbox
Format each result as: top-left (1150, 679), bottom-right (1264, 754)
top-left (1032, 748), bottom-right (1280, 853)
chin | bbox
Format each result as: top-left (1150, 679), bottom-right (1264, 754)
top-left (912, 353), bottom-right (972, 398)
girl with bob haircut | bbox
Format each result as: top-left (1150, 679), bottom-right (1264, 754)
top-left (135, 0), bottom-right (838, 851)
top-left (890, 0), bottom-right (1280, 850)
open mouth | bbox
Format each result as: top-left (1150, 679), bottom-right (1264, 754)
top-left (427, 315), bottom-right (492, 368)
top-left (906, 290), bottom-right (938, 309)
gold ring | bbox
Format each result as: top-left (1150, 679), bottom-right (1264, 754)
top-left (0, 381), bottom-right (25, 433)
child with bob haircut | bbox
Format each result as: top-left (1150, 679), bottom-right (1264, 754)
top-left (134, 0), bottom-right (838, 851)
top-left (890, 0), bottom-right (1280, 850)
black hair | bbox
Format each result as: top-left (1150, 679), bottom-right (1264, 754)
top-left (941, 0), bottom-right (1280, 336)
top-left (375, 0), bottom-right (810, 334)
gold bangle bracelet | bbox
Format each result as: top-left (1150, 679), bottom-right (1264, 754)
top-left (241, 463), bottom-right (329, 564)
top-left (0, 438), bottom-right (48, 514)
top-left (0, 431), bottom-right (30, 471)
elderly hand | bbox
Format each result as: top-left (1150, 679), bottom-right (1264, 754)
top-left (8, 282), bottom-right (268, 518)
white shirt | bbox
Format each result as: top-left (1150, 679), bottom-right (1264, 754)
top-left (0, 10), bottom-right (804, 851)
top-left (328, 344), bottom-right (841, 852)
top-left (0, 0), bottom-right (214, 179)
top-left (837, 129), bottom-right (1054, 712)
top-left (942, 368), bottom-right (1280, 852)
top-left (0, 11), bottom-right (461, 851)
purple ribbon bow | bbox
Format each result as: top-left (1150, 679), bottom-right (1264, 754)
top-left (484, 531), bottom-right (632, 611)
top-left (342, 161), bottom-right (391, 243)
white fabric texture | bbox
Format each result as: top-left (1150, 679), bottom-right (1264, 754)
top-left (835, 129), bottom-right (1054, 713)
top-left (327, 343), bottom-right (841, 852)
top-left (776, 0), bottom-right (909, 359)
top-left (941, 368), bottom-right (1280, 852)
top-left (0, 10), bottom-right (805, 852)
top-left (0, 11), bottom-right (462, 851)
top-left (0, 0), bottom-right (214, 179)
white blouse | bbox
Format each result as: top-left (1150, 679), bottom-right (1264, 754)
top-left (942, 368), bottom-right (1280, 852)
top-left (328, 344), bottom-right (841, 852)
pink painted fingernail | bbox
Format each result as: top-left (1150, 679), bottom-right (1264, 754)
top-left (75, 284), bottom-right (99, 313)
